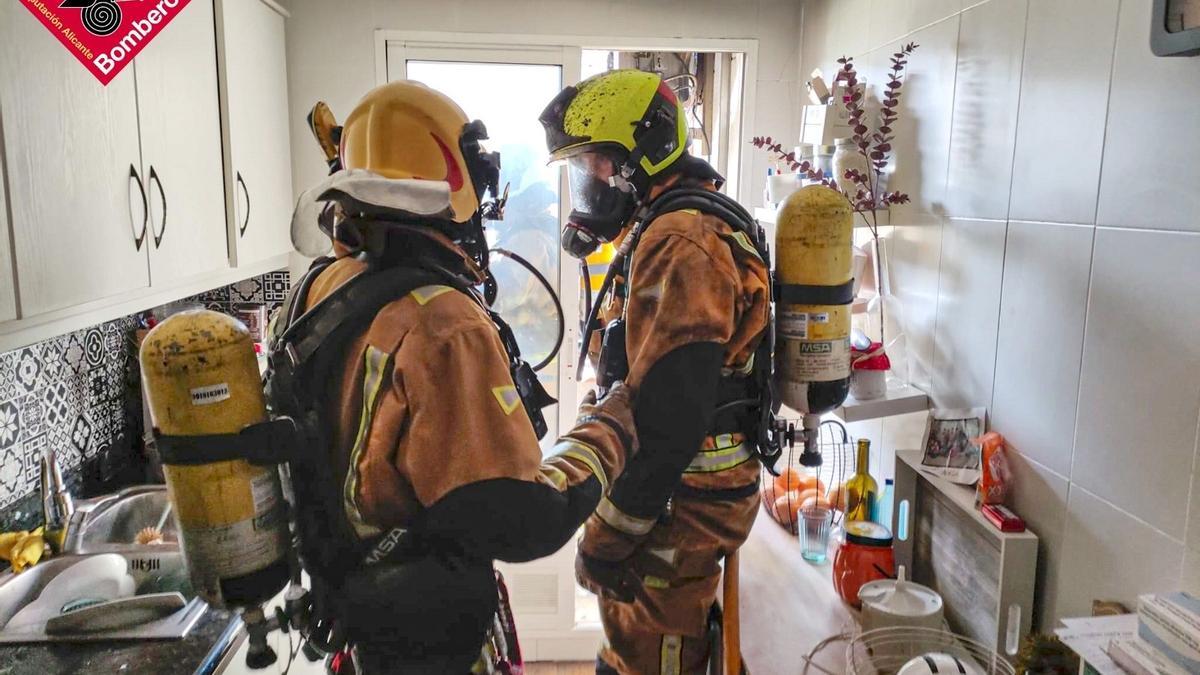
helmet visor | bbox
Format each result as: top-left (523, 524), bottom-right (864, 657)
top-left (566, 153), bottom-right (627, 218)
top-left (539, 85), bottom-right (591, 156)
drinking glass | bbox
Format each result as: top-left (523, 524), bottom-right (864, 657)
top-left (799, 505), bottom-right (833, 563)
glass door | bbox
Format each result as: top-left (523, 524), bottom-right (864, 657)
top-left (386, 42), bottom-right (594, 659)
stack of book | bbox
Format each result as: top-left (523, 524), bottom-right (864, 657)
top-left (1107, 592), bottom-right (1200, 675)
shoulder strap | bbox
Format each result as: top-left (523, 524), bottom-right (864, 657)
top-left (272, 264), bottom-right (464, 390)
top-left (641, 187), bottom-right (766, 255)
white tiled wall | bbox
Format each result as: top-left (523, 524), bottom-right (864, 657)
top-left (991, 221), bottom-right (1093, 478)
top-left (1097, 0), bottom-right (1200, 232)
top-left (931, 218), bottom-right (1006, 409)
top-left (944, 0), bottom-right (1026, 220)
top-left (802, 0), bottom-right (1200, 629)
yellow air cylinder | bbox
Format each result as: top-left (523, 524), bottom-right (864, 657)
top-left (774, 185), bottom-right (854, 415)
top-left (140, 310), bottom-right (289, 609)
top-left (584, 242), bottom-right (617, 294)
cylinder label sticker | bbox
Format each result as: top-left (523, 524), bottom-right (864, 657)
top-left (780, 337), bottom-right (851, 381)
top-left (181, 513), bottom-right (287, 579)
top-left (778, 311), bottom-right (809, 339)
top-left (250, 472), bottom-right (283, 531)
top-left (190, 383), bottom-right (230, 406)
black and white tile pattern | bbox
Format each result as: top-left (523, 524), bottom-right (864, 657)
top-left (0, 270), bottom-right (291, 523)
top-left (187, 270), bottom-right (291, 314)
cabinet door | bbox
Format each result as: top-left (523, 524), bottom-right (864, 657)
top-left (219, 0), bottom-right (294, 267)
top-left (0, 3), bottom-right (148, 316)
top-left (137, 0), bottom-right (230, 286)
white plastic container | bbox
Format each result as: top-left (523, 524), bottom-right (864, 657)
top-left (858, 566), bottom-right (944, 633)
top-left (851, 368), bottom-right (887, 400)
top-left (833, 137), bottom-right (871, 197)
top-left (766, 172), bottom-right (801, 205)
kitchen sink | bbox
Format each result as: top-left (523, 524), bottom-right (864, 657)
top-left (64, 485), bottom-right (179, 554)
top-left (0, 549), bottom-right (206, 642)
top-left (0, 485), bottom-right (207, 643)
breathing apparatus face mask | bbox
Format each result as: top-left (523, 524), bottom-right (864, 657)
top-left (562, 152), bottom-right (637, 259)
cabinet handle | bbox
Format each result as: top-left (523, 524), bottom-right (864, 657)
top-left (149, 166), bottom-right (167, 249)
top-left (236, 171), bottom-right (251, 237)
top-left (128, 164), bottom-right (148, 251)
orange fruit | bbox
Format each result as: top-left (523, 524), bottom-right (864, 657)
top-left (772, 491), bottom-right (804, 529)
top-left (797, 475), bottom-right (827, 495)
top-left (827, 482), bottom-right (862, 513)
top-left (801, 491), bottom-right (832, 510)
top-left (793, 487), bottom-right (831, 509)
top-left (774, 467), bottom-right (803, 494)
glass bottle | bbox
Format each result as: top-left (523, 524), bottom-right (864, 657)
top-left (832, 137), bottom-right (870, 197)
top-left (874, 478), bottom-right (895, 530)
top-left (815, 144), bottom-right (837, 181)
top-left (864, 234), bottom-right (909, 387)
top-left (843, 439), bottom-right (879, 522)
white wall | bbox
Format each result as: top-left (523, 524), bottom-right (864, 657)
top-left (282, 0), bottom-right (803, 207)
top-left (802, 0), bottom-right (1200, 630)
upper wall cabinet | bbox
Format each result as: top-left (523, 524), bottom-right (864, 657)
top-left (0, 0), bottom-right (233, 322)
top-left (218, 0), bottom-right (295, 267)
top-left (136, 0), bottom-right (231, 287)
top-left (0, 3), bottom-right (147, 317)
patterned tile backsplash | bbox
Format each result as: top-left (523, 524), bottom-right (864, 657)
top-left (0, 271), bottom-right (290, 531)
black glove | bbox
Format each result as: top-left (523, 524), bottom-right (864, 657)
top-left (575, 547), bottom-right (641, 603)
top-left (572, 381), bottom-right (638, 458)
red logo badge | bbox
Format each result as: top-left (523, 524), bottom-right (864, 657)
top-left (18, 0), bottom-right (194, 85)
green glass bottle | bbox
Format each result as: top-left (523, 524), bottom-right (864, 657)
top-left (843, 439), bottom-right (879, 522)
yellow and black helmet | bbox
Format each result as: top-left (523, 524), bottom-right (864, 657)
top-left (539, 69), bottom-right (689, 193)
top-left (340, 80), bottom-right (502, 224)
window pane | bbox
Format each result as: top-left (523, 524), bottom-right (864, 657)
top-left (406, 61), bottom-right (564, 447)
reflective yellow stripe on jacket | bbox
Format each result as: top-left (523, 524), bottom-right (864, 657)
top-left (596, 496), bottom-right (657, 536)
top-left (685, 434), bottom-right (754, 473)
top-left (343, 345), bottom-right (391, 538)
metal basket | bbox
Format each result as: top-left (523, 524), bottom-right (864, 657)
top-left (845, 627), bottom-right (1015, 675)
top-left (767, 419), bottom-right (856, 527)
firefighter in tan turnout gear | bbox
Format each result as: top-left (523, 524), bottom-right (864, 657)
top-left (268, 81), bottom-right (639, 674)
top-left (540, 69), bottom-right (771, 674)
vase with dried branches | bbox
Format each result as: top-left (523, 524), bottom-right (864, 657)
top-left (752, 43), bottom-right (919, 382)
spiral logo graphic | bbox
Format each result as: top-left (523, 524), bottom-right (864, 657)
top-left (82, 1), bottom-right (121, 37)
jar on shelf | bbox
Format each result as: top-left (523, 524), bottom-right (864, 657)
top-left (794, 143), bottom-right (815, 182)
top-left (815, 144), bottom-right (837, 181)
top-left (832, 137), bottom-right (871, 199)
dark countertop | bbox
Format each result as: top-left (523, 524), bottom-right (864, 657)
top-left (0, 605), bottom-right (239, 675)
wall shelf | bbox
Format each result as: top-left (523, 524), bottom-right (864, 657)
top-left (780, 383), bottom-right (930, 425)
top-left (834, 383), bottom-right (929, 422)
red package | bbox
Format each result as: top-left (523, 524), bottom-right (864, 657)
top-left (974, 431), bottom-right (1011, 505)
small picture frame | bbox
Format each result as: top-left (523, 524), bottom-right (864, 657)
top-left (1152, 0), bottom-right (1200, 57)
top-left (920, 407), bottom-right (987, 485)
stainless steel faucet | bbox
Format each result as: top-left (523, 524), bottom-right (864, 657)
top-left (40, 447), bottom-right (74, 553)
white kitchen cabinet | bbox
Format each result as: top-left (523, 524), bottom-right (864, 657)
top-left (136, 0), bottom-right (231, 286)
top-left (217, 0), bottom-right (295, 267)
top-left (0, 2), bottom-right (148, 317)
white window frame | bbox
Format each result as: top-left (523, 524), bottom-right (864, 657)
top-left (374, 31), bottom-right (760, 203)
top-left (374, 30), bottom-right (759, 661)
